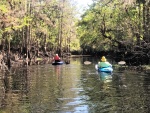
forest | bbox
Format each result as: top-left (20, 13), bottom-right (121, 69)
top-left (78, 0), bottom-right (150, 66)
top-left (0, 0), bottom-right (150, 69)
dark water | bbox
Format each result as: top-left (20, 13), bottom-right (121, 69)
top-left (0, 57), bottom-right (150, 113)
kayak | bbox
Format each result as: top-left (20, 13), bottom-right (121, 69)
top-left (95, 64), bottom-right (113, 73)
top-left (95, 65), bottom-right (113, 73)
top-left (52, 61), bottom-right (64, 65)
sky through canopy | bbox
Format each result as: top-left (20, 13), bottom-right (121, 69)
top-left (74, 0), bottom-right (93, 18)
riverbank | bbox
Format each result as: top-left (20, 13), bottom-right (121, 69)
top-left (71, 55), bottom-right (91, 57)
top-left (114, 64), bottom-right (150, 74)
top-left (0, 53), bottom-right (150, 75)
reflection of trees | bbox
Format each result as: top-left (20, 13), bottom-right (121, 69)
top-left (0, 67), bottom-right (29, 112)
top-left (143, 74), bottom-right (150, 112)
top-left (80, 65), bottom-right (150, 113)
top-left (1, 58), bottom-right (149, 112)
top-left (27, 65), bottom-right (65, 112)
top-left (112, 71), bottom-right (149, 112)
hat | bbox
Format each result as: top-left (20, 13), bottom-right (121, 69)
top-left (101, 56), bottom-right (106, 62)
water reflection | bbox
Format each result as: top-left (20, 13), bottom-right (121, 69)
top-left (98, 72), bottom-right (112, 83)
top-left (0, 57), bottom-right (150, 113)
top-left (0, 67), bottom-right (29, 113)
top-left (53, 65), bottom-right (62, 78)
top-left (98, 72), bottom-right (113, 91)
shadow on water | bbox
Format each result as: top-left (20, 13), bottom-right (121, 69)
top-left (0, 57), bottom-right (150, 113)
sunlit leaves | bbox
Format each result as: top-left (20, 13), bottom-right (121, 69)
top-left (77, 0), bottom-right (149, 52)
top-left (0, 5), bottom-right (8, 13)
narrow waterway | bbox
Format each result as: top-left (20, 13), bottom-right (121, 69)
top-left (0, 57), bottom-right (150, 113)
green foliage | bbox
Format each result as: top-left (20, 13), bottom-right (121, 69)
top-left (0, 0), bottom-right (80, 54)
top-left (0, 4), bottom-right (8, 13)
top-left (0, 0), bottom-right (148, 54)
top-left (77, 0), bottom-right (148, 52)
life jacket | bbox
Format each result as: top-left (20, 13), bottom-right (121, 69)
top-left (98, 62), bottom-right (112, 68)
top-left (54, 55), bottom-right (60, 60)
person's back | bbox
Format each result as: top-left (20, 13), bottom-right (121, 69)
top-left (98, 56), bottom-right (112, 68)
top-left (53, 54), bottom-right (60, 62)
top-left (98, 61), bottom-right (112, 68)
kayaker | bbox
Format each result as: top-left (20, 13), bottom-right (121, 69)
top-left (98, 56), bottom-right (112, 68)
top-left (53, 54), bottom-right (61, 62)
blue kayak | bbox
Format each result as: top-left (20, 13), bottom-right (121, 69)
top-left (52, 61), bottom-right (64, 65)
top-left (95, 64), bottom-right (113, 73)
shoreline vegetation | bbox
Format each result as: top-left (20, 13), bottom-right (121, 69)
top-left (0, 53), bottom-right (92, 68)
top-left (0, 52), bottom-right (149, 74)
top-left (0, 0), bottom-right (149, 74)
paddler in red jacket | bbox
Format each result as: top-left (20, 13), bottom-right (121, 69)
top-left (53, 54), bottom-right (61, 62)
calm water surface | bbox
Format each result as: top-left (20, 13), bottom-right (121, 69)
top-left (0, 57), bottom-right (150, 113)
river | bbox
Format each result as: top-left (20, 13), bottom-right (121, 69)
top-left (0, 57), bottom-right (150, 113)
